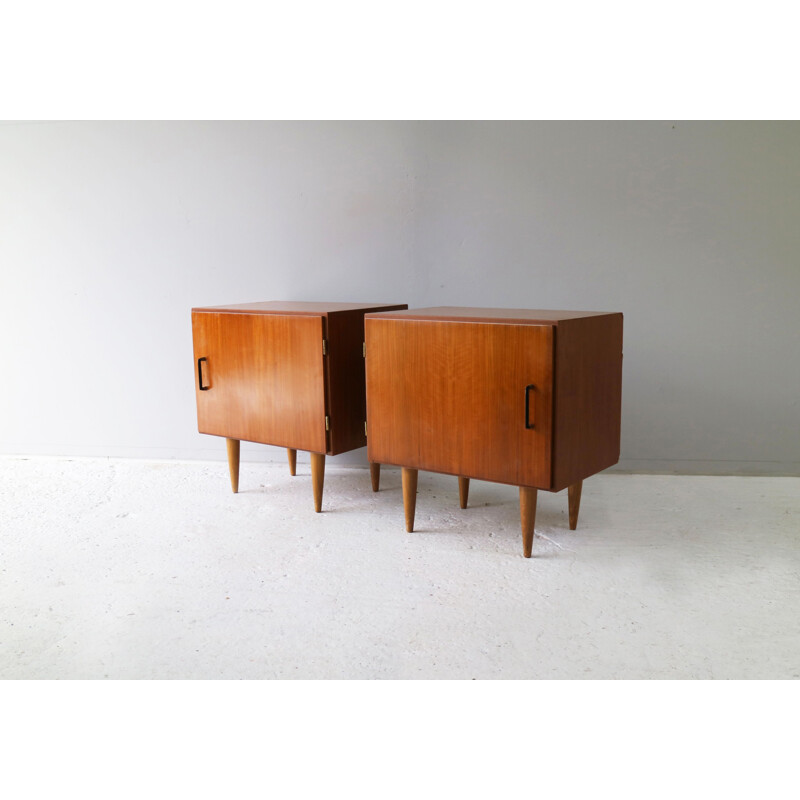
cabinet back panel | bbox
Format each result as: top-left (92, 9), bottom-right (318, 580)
top-left (192, 312), bottom-right (327, 453)
top-left (366, 319), bottom-right (554, 488)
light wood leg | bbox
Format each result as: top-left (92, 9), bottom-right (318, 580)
top-left (402, 467), bottom-right (418, 532)
top-left (226, 438), bottom-right (240, 494)
top-left (568, 480), bottom-right (583, 530)
top-left (287, 448), bottom-right (297, 476)
top-left (458, 476), bottom-right (470, 509)
top-left (369, 462), bottom-right (381, 492)
top-left (519, 487), bottom-right (538, 558)
top-left (310, 453), bottom-right (325, 513)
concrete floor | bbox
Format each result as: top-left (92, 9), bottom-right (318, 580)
top-left (1, 455), bottom-right (798, 679)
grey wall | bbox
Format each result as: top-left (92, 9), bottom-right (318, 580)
top-left (1, 121), bottom-right (798, 474)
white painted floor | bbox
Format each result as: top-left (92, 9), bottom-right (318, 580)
top-left (1, 456), bottom-right (798, 679)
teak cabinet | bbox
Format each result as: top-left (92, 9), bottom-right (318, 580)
top-left (364, 307), bottom-right (623, 557)
top-left (192, 301), bottom-right (407, 510)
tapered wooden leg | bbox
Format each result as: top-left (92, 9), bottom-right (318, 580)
top-left (458, 476), bottom-right (470, 509)
top-left (369, 462), bottom-right (381, 492)
top-left (568, 480), bottom-right (583, 530)
top-left (287, 448), bottom-right (297, 476)
top-left (310, 453), bottom-right (325, 513)
top-left (226, 438), bottom-right (240, 494)
top-left (402, 468), bottom-right (418, 532)
top-left (519, 486), bottom-right (538, 558)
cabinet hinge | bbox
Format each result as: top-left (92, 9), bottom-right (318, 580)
top-left (322, 339), bottom-right (328, 356)
top-left (362, 341), bottom-right (366, 358)
top-left (364, 420), bottom-right (367, 436)
top-left (325, 415), bottom-right (330, 431)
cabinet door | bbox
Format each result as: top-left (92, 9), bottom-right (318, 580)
top-left (192, 312), bottom-right (327, 453)
top-left (366, 319), bottom-right (553, 488)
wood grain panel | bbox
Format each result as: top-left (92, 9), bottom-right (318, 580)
top-left (368, 307), bottom-right (615, 324)
top-left (325, 306), bottom-right (406, 455)
top-left (551, 314), bottom-right (623, 491)
top-left (366, 319), bottom-right (554, 488)
top-left (192, 312), bottom-right (326, 453)
top-left (193, 301), bottom-right (406, 315)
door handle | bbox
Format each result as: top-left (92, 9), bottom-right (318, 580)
top-left (524, 384), bottom-right (535, 429)
top-left (198, 357), bottom-right (210, 390)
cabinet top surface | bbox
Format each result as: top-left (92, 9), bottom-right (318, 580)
top-left (192, 301), bottom-right (407, 316)
top-left (365, 307), bottom-right (621, 325)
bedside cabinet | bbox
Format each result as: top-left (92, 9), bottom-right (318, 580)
top-left (364, 307), bottom-right (623, 557)
top-left (192, 301), bottom-right (407, 511)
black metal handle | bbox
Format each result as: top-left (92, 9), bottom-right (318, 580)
top-left (524, 384), bottom-right (535, 429)
top-left (198, 357), bottom-right (209, 391)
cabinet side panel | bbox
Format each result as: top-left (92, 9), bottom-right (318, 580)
top-left (325, 310), bottom-right (368, 456)
top-left (551, 314), bottom-right (623, 491)
top-left (325, 307), bottom-right (408, 455)
top-left (325, 306), bottom-right (408, 455)
top-left (191, 311), bottom-right (327, 453)
top-left (366, 318), bottom-right (553, 488)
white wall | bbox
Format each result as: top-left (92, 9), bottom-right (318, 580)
top-left (1, 121), bottom-right (798, 474)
